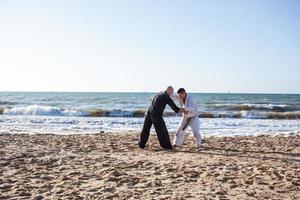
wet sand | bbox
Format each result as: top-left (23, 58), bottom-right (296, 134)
top-left (0, 133), bottom-right (299, 199)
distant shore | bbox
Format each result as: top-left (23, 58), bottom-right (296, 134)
top-left (0, 133), bottom-right (299, 199)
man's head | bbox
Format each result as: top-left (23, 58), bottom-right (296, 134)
top-left (177, 88), bottom-right (187, 100)
top-left (165, 86), bottom-right (174, 96)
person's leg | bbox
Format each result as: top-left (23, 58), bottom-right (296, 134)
top-left (173, 118), bottom-right (186, 147)
top-left (152, 117), bottom-right (173, 149)
top-left (190, 117), bottom-right (201, 147)
top-left (138, 114), bottom-right (152, 148)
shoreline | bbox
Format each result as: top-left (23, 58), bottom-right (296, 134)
top-left (0, 133), bottom-right (299, 199)
top-left (1, 128), bottom-right (299, 137)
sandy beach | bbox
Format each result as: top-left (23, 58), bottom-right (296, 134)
top-left (0, 133), bottom-right (299, 199)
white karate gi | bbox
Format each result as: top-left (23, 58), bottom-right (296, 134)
top-left (173, 94), bottom-right (201, 147)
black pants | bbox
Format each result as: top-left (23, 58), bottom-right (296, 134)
top-left (139, 113), bottom-right (173, 149)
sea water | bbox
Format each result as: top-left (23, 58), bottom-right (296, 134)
top-left (0, 92), bottom-right (300, 136)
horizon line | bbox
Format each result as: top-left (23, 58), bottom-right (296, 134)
top-left (0, 90), bottom-right (299, 95)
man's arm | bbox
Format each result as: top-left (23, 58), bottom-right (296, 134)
top-left (166, 95), bottom-right (180, 113)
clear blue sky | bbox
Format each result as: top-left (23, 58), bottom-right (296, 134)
top-left (0, 0), bottom-right (299, 93)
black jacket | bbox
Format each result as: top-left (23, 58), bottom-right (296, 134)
top-left (147, 91), bottom-right (180, 117)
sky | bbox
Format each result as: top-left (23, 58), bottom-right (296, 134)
top-left (0, 0), bottom-right (299, 93)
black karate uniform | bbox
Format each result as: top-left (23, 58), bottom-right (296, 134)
top-left (139, 91), bottom-right (180, 149)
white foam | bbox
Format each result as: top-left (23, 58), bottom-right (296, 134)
top-left (3, 105), bottom-right (84, 116)
top-left (0, 130), bottom-right (13, 134)
top-left (109, 110), bottom-right (133, 117)
top-left (1, 114), bottom-right (299, 137)
top-left (214, 103), bottom-right (291, 110)
top-left (240, 111), bottom-right (268, 119)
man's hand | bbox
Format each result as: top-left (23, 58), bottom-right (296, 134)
top-left (178, 108), bottom-right (189, 115)
top-left (183, 110), bottom-right (189, 115)
top-left (178, 108), bottom-right (185, 113)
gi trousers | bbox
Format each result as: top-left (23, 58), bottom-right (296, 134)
top-left (173, 116), bottom-right (201, 147)
top-left (139, 112), bottom-right (173, 149)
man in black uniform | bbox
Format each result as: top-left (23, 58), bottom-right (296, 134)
top-left (139, 86), bottom-right (183, 150)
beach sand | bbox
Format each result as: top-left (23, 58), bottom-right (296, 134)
top-left (0, 133), bottom-right (299, 199)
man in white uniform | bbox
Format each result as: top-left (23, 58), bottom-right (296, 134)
top-left (173, 88), bottom-right (201, 148)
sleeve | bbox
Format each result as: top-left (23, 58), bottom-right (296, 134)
top-left (179, 100), bottom-right (184, 108)
top-left (185, 98), bottom-right (198, 117)
top-left (166, 95), bottom-right (180, 113)
top-left (171, 95), bottom-right (183, 108)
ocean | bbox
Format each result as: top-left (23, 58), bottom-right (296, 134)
top-left (0, 92), bottom-right (300, 136)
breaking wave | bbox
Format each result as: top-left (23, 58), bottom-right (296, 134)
top-left (1, 105), bottom-right (300, 120)
top-left (199, 111), bottom-right (300, 119)
top-left (207, 103), bottom-right (298, 112)
top-left (2, 105), bottom-right (85, 116)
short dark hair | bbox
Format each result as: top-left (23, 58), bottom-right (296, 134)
top-left (177, 88), bottom-right (186, 94)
